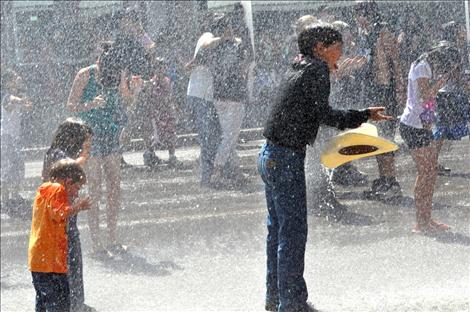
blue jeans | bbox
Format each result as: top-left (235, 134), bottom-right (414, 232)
top-left (32, 272), bottom-right (70, 312)
top-left (258, 142), bottom-right (308, 311)
top-left (188, 96), bottom-right (221, 185)
top-left (67, 216), bottom-right (84, 309)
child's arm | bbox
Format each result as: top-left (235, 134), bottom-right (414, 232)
top-left (50, 190), bottom-right (90, 222)
top-left (69, 197), bottom-right (91, 215)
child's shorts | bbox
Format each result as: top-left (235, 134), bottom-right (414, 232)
top-left (399, 122), bottom-right (433, 150)
top-left (32, 272), bottom-right (70, 311)
top-left (90, 131), bottom-right (121, 157)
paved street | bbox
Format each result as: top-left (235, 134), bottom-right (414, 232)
top-left (1, 138), bottom-right (469, 312)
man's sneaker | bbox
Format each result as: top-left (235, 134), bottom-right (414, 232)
top-left (364, 177), bottom-right (402, 200)
top-left (120, 156), bottom-right (133, 169)
top-left (332, 164), bottom-right (368, 187)
top-left (265, 301), bottom-right (278, 311)
top-left (267, 301), bottom-right (317, 312)
top-left (167, 156), bottom-right (185, 169)
top-left (437, 164), bottom-right (451, 176)
top-left (143, 150), bottom-right (161, 168)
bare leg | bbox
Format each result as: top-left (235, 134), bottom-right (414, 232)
top-left (86, 157), bottom-right (103, 251)
top-left (102, 154), bottom-right (121, 245)
top-left (410, 144), bottom-right (438, 228)
top-left (434, 139), bottom-right (444, 155)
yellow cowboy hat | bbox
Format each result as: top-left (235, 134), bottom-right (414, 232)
top-left (320, 123), bottom-right (399, 169)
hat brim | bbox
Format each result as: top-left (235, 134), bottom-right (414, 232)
top-left (320, 127), bottom-right (399, 169)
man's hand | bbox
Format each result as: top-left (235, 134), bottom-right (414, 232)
top-left (368, 107), bottom-right (394, 121)
top-left (184, 58), bottom-right (197, 72)
top-left (21, 98), bottom-right (33, 110)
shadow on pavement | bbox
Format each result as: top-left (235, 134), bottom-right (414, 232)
top-left (427, 231), bottom-right (470, 246)
top-left (94, 252), bottom-right (183, 276)
top-left (311, 210), bottom-right (379, 227)
top-left (0, 279), bottom-right (30, 290)
top-left (340, 211), bottom-right (376, 226)
top-left (438, 172), bottom-right (470, 179)
top-left (337, 192), bottom-right (415, 207)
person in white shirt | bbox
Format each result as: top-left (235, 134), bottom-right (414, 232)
top-left (1, 69), bottom-right (32, 213)
top-left (399, 43), bottom-right (460, 233)
top-left (185, 26), bottom-right (222, 186)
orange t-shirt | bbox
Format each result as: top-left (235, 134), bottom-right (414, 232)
top-left (28, 182), bottom-right (73, 273)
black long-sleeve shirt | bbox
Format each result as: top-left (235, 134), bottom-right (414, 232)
top-left (263, 56), bottom-right (371, 150)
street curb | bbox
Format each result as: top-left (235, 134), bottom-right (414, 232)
top-left (21, 127), bottom-right (264, 161)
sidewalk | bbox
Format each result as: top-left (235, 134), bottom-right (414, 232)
top-left (21, 127), bottom-right (264, 161)
top-left (23, 138), bottom-right (265, 181)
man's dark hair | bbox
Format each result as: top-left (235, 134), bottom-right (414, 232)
top-left (114, 7), bottom-right (141, 26)
top-left (98, 41), bottom-right (123, 88)
top-left (49, 159), bottom-right (86, 184)
top-left (354, 1), bottom-right (382, 24)
top-left (419, 41), bottom-right (460, 76)
top-left (441, 21), bottom-right (461, 43)
top-left (297, 23), bottom-right (342, 58)
top-left (211, 13), bottom-right (231, 36)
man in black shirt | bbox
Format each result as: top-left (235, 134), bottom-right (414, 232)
top-left (259, 23), bottom-right (391, 312)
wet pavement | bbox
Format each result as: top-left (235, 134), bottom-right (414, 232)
top-left (1, 138), bottom-right (469, 312)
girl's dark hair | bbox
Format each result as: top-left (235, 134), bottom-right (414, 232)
top-left (298, 23), bottom-right (342, 57)
top-left (50, 118), bottom-right (93, 158)
top-left (418, 41), bottom-right (460, 76)
top-left (42, 118), bottom-right (92, 182)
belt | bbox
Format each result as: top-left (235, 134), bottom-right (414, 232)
top-left (266, 139), bottom-right (306, 153)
